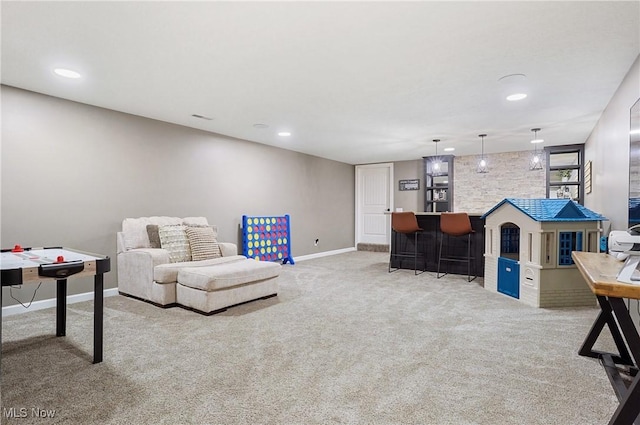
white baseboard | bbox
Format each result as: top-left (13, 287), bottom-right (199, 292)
top-left (294, 247), bottom-right (356, 262)
top-left (2, 288), bottom-right (119, 317)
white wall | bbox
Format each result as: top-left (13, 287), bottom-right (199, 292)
top-left (1, 86), bottom-right (355, 305)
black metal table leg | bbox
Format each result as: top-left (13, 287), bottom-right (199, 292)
top-left (56, 279), bottom-right (67, 337)
top-left (1, 286), bottom-right (3, 376)
top-left (93, 274), bottom-right (103, 364)
top-left (610, 297), bottom-right (640, 363)
top-left (609, 373), bottom-right (640, 425)
top-left (579, 295), bottom-right (640, 425)
top-left (579, 295), bottom-right (634, 365)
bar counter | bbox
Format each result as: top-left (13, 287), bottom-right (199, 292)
top-left (390, 212), bottom-right (485, 277)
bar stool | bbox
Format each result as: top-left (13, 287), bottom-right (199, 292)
top-left (388, 212), bottom-right (425, 275)
top-left (437, 212), bottom-right (476, 282)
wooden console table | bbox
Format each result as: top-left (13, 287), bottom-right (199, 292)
top-left (572, 251), bottom-right (640, 425)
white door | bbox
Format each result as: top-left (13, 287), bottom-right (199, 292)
top-left (356, 163), bottom-right (393, 246)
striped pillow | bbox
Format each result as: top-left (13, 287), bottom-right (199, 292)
top-left (158, 225), bottom-right (192, 263)
top-left (186, 225), bottom-right (221, 261)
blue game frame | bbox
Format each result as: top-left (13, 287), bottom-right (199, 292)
top-left (241, 214), bottom-right (295, 264)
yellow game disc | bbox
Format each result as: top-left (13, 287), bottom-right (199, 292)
top-left (248, 226), bottom-right (253, 233)
top-left (260, 240), bottom-right (265, 247)
top-left (267, 240), bottom-right (271, 246)
top-left (248, 241), bottom-right (253, 248)
top-left (278, 238), bottom-right (282, 244)
top-left (266, 225), bottom-right (271, 232)
top-left (278, 253), bottom-right (283, 259)
top-left (248, 234), bottom-right (253, 241)
top-left (260, 248), bottom-right (265, 254)
top-left (247, 218), bottom-right (253, 225)
top-left (260, 218), bottom-right (265, 224)
top-left (248, 249), bottom-right (253, 256)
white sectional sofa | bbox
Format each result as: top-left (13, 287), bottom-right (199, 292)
top-left (116, 216), bottom-right (281, 314)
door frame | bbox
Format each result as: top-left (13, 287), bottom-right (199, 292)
top-left (355, 163), bottom-right (394, 247)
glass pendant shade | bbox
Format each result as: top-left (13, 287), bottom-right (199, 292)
top-left (529, 128), bottom-right (544, 171)
top-left (477, 134), bottom-right (488, 173)
top-left (530, 151), bottom-right (543, 170)
top-left (431, 139), bottom-right (442, 175)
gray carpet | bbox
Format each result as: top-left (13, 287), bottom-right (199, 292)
top-left (1, 251), bottom-right (620, 424)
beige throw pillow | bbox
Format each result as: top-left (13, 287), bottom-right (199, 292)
top-left (158, 225), bottom-right (192, 263)
top-left (186, 225), bottom-right (222, 261)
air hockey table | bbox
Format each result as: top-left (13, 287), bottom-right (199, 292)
top-left (1, 246), bottom-right (111, 369)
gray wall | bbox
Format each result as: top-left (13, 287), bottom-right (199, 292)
top-left (585, 54), bottom-right (640, 232)
top-left (392, 160), bottom-right (423, 212)
top-left (583, 54), bottom-right (640, 327)
top-left (1, 85), bottom-right (355, 306)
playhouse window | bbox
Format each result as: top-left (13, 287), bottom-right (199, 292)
top-left (558, 231), bottom-right (583, 265)
top-left (501, 226), bottom-right (519, 254)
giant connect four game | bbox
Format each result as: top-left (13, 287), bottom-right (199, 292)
top-left (242, 215), bottom-right (294, 264)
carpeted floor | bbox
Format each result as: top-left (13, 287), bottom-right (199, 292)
top-left (1, 251), bottom-right (620, 424)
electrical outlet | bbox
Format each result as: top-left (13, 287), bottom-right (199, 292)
top-left (314, 239), bottom-right (319, 246)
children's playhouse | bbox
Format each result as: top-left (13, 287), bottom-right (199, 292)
top-left (481, 198), bottom-right (607, 308)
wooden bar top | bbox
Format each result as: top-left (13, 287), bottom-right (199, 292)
top-left (572, 251), bottom-right (640, 299)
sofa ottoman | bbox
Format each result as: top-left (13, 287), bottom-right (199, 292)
top-left (176, 259), bottom-right (281, 314)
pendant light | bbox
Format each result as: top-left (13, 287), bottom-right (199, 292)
top-left (431, 139), bottom-right (442, 175)
top-left (529, 128), bottom-right (544, 171)
top-left (477, 134), bottom-right (488, 173)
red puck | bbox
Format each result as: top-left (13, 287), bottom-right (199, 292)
top-left (11, 244), bottom-right (23, 252)
top-left (56, 256), bottom-right (64, 263)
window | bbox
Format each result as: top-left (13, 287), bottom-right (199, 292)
top-left (500, 223), bottom-right (519, 259)
top-left (545, 144), bottom-right (585, 204)
top-left (558, 231), bottom-right (583, 265)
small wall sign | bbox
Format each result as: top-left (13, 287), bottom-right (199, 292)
top-left (399, 179), bottom-right (420, 191)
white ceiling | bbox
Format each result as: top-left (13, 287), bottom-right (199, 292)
top-left (2, 1), bottom-right (639, 165)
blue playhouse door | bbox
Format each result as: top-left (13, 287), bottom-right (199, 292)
top-left (497, 257), bottom-right (520, 299)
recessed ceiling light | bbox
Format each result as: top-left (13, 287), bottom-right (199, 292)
top-left (506, 93), bottom-right (527, 101)
top-left (53, 68), bottom-right (81, 79)
top-left (191, 114), bottom-right (213, 120)
top-left (498, 74), bottom-right (528, 102)
top-left (443, 147), bottom-right (455, 152)
top-left (253, 123), bottom-right (269, 129)
top-left (278, 132), bottom-right (291, 137)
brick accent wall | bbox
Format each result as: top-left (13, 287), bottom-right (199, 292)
top-left (453, 151), bottom-right (546, 214)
